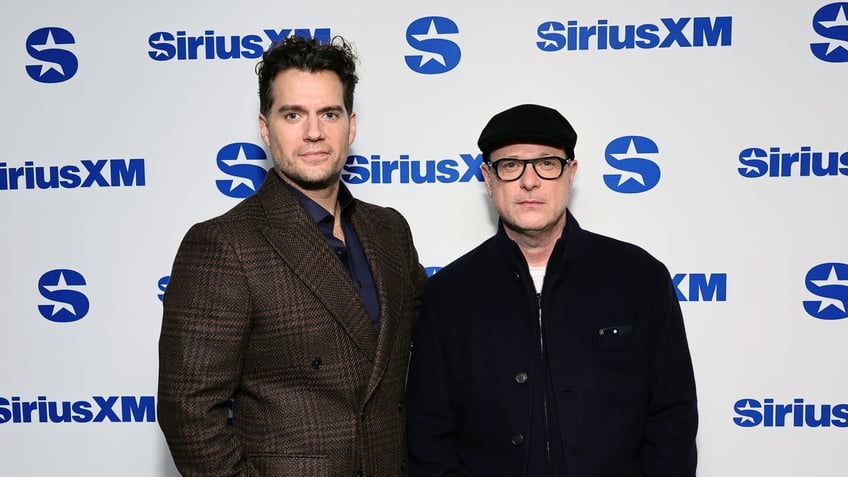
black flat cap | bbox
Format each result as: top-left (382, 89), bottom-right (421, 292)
top-left (477, 104), bottom-right (577, 158)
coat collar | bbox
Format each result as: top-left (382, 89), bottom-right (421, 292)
top-left (493, 208), bottom-right (585, 285)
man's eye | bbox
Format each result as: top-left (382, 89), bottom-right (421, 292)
top-left (284, 112), bottom-right (299, 120)
top-left (500, 161), bottom-right (520, 170)
top-left (325, 112), bottom-right (339, 120)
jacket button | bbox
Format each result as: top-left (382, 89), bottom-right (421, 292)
top-left (511, 433), bottom-right (524, 446)
top-left (515, 372), bottom-right (528, 384)
top-left (397, 401), bottom-right (405, 412)
top-left (513, 272), bottom-right (521, 283)
top-left (354, 470), bottom-right (363, 477)
top-left (310, 357), bottom-right (323, 369)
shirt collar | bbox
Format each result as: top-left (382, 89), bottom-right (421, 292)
top-left (283, 180), bottom-right (356, 225)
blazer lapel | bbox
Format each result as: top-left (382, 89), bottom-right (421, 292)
top-left (255, 173), bottom-right (378, 360)
top-left (352, 209), bottom-right (403, 400)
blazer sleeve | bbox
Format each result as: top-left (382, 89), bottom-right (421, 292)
top-left (640, 266), bottom-right (699, 476)
top-left (158, 222), bottom-right (251, 476)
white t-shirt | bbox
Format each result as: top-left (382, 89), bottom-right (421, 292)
top-left (529, 266), bottom-right (546, 294)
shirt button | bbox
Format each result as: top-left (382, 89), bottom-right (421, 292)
top-left (310, 357), bottom-right (323, 369)
top-left (511, 433), bottom-right (524, 446)
top-left (515, 372), bottom-right (528, 384)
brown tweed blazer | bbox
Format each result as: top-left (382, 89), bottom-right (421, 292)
top-left (158, 172), bottom-right (427, 476)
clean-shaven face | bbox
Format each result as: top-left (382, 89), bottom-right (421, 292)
top-left (259, 69), bottom-right (356, 191)
top-left (482, 143), bottom-right (577, 238)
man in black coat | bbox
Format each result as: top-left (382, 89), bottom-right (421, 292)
top-left (406, 104), bottom-right (698, 476)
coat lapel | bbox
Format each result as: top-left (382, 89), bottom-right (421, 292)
top-left (255, 173), bottom-right (378, 360)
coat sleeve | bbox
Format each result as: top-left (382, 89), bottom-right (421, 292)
top-left (157, 222), bottom-right (251, 476)
top-left (640, 266), bottom-right (699, 476)
top-left (405, 285), bottom-right (465, 476)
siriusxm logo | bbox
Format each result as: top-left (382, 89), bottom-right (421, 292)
top-left (25, 27), bottom-right (78, 83)
top-left (425, 267), bottom-right (442, 277)
top-left (673, 273), bottom-right (726, 302)
top-left (0, 395), bottom-right (155, 424)
top-left (804, 263), bottom-right (848, 320)
top-left (811, 3), bottom-right (848, 62)
top-left (148, 28), bottom-right (331, 61)
top-left (158, 276), bottom-right (169, 302)
top-left (38, 269), bottom-right (89, 323)
top-left (405, 16), bottom-right (461, 74)
top-left (342, 153), bottom-right (483, 184)
top-left (216, 143), bottom-right (271, 198)
top-left (734, 398), bottom-right (848, 428)
top-left (603, 136), bottom-right (661, 193)
top-left (738, 146), bottom-right (848, 178)
top-left (0, 159), bottom-right (145, 191)
top-left (537, 16), bottom-right (731, 52)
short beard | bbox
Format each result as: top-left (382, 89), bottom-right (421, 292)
top-left (275, 167), bottom-right (341, 191)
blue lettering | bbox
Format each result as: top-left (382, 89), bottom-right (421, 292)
top-left (342, 155), bottom-right (370, 184)
top-left (121, 396), bottom-right (156, 422)
top-left (672, 273), bottom-right (727, 302)
top-left (149, 28), bottom-right (331, 61)
top-left (537, 16), bottom-right (732, 52)
top-left (0, 396), bottom-right (156, 424)
top-left (92, 396), bottom-right (120, 422)
top-left (0, 160), bottom-right (146, 191)
top-left (459, 154), bottom-right (484, 182)
top-left (734, 398), bottom-right (848, 428)
top-left (72, 400), bottom-right (93, 423)
top-left (693, 16), bottom-right (732, 47)
top-left (739, 146), bottom-right (848, 178)
top-left (659, 17), bottom-right (691, 47)
top-left (110, 158), bottom-right (146, 186)
top-left (341, 154), bottom-right (485, 185)
top-left (148, 32), bottom-right (177, 61)
top-left (635, 24), bottom-right (661, 48)
top-left (536, 22), bottom-right (565, 51)
top-left (158, 276), bottom-right (170, 302)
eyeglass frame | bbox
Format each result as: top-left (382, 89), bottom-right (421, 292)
top-left (485, 156), bottom-right (574, 182)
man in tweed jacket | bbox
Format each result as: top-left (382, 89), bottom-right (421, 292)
top-left (158, 36), bottom-right (427, 476)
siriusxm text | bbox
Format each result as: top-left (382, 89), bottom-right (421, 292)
top-left (0, 160), bottom-right (145, 190)
top-left (673, 273), bottom-right (726, 302)
top-left (537, 16), bottom-right (732, 51)
top-left (342, 154), bottom-right (484, 184)
top-left (738, 146), bottom-right (848, 178)
top-left (148, 28), bottom-right (331, 61)
top-left (734, 398), bottom-right (848, 428)
top-left (0, 395), bottom-right (155, 424)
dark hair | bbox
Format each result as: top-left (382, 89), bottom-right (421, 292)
top-left (256, 35), bottom-right (359, 117)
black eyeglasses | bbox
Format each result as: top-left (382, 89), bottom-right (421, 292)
top-left (486, 156), bottom-right (573, 182)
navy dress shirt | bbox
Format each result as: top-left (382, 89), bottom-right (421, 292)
top-left (284, 182), bottom-right (381, 330)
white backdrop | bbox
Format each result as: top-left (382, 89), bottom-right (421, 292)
top-left (2, 1), bottom-right (847, 475)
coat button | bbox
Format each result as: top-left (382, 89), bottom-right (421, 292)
top-left (515, 372), bottom-right (528, 384)
top-left (310, 357), bottom-right (323, 369)
top-left (511, 433), bottom-right (524, 446)
top-left (354, 470), bottom-right (363, 477)
top-left (397, 401), bottom-right (405, 412)
top-left (513, 272), bottom-right (521, 283)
